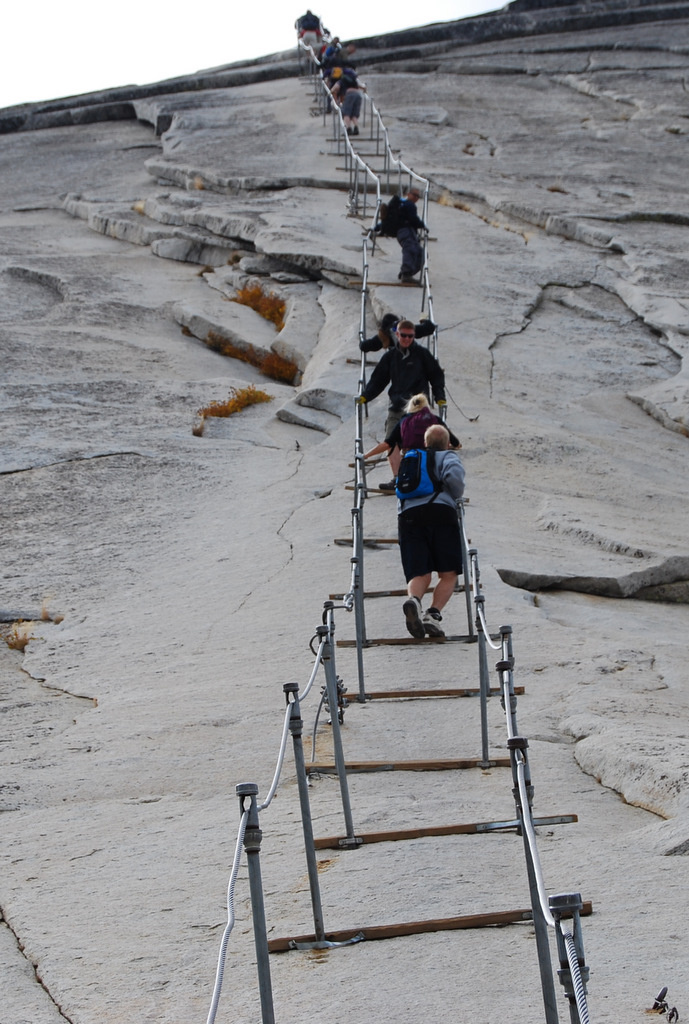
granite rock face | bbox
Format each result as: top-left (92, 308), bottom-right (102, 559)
top-left (2, 4), bottom-right (689, 1023)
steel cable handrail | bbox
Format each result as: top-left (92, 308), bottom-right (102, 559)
top-left (259, 630), bottom-right (329, 811)
top-left (512, 740), bottom-right (591, 1023)
top-left (470, 550), bottom-right (501, 650)
top-left (497, 634), bottom-right (591, 1023)
top-left (206, 807), bottom-right (249, 1024)
top-left (514, 752), bottom-right (556, 927)
top-left (358, 238), bottom-right (371, 393)
top-left (563, 931), bottom-right (591, 1024)
top-left (205, 627), bottom-right (328, 1022)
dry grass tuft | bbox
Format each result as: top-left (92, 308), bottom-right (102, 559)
top-left (547, 182), bottom-right (569, 194)
top-left (233, 283), bottom-right (286, 332)
top-left (204, 330), bottom-right (298, 384)
top-left (259, 351), bottom-right (299, 384)
top-left (39, 600), bottom-right (63, 624)
top-left (3, 622), bottom-right (34, 651)
top-left (193, 385), bottom-right (273, 436)
top-left (132, 200), bottom-right (146, 215)
top-left (193, 176), bottom-right (206, 190)
top-left (181, 325), bottom-right (193, 337)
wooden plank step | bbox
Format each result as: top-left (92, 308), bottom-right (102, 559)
top-left (346, 685), bottom-right (525, 700)
top-left (314, 814), bottom-right (579, 850)
top-left (344, 485), bottom-right (396, 494)
top-left (336, 635), bottom-right (479, 646)
top-left (333, 537), bottom-right (396, 548)
top-left (268, 901), bottom-right (593, 952)
top-left (344, 280), bottom-right (423, 288)
top-left (330, 587), bottom-right (468, 599)
top-left (334, 537), bottom-right (398, 545)
top-left (306, 757), bottom-right (512, 774)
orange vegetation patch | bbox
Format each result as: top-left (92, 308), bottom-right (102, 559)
top-left (2, 622), bottom-right (34, 651)
top-left (204, 330), bottom-right (298, 385)
top-left (232, 283), bottom-right (286, 332)
top-left (193, 385), bottom-right (273, 437)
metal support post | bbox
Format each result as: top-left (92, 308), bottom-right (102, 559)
top-left (474, 594), bottom-right (491, 766)
top-left (550, 893), bottom-right (590, 1024)
top-left (318, 611), bottom-right (356, 841)
top-left (467, 543), bottom-right (481, 639)
top-left (497, 625), bottom-right (519, 736)
top-left (235, 784), bottom-right (275, 1024)
top-left (283, 683), bottom-right (327, 942)
top-left (351, 556), bottom-right (367, 701)
top-left (459, 506), bottom-right (474, 636)
top-left (351, 505), bottom-right (367, 644)
top-left (507, 740), bottom-right (559, 1024)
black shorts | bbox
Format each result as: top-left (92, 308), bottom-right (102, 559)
top-left (398, 502), bottom-right (462, 582)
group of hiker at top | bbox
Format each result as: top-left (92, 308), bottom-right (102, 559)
top-left (295, 11), bottom-right (363, 135)
top-left (296, 13), bottom-right (428, 283)
top-left (357, 313), bottom-right (465, 641)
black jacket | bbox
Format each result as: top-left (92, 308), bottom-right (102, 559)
top-left (398, 198), bottom-right (426, 233)
top-left (362, 340), bottom-right (446, 411)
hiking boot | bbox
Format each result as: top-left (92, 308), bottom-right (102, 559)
top-left (422, 608), bottom-right (445, 637)
top-left (403, 596), bottom-right (425, 639)
top-left (352, 125), bottom-right (359, 135)
top-left (378, 478), bottom-right (397, 492)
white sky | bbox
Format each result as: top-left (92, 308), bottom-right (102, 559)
top-left (3, 0), bottom-right (499, 110)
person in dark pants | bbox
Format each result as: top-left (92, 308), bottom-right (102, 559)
top-left (398, 424), bottom-right (465, 639)
top-left (397, 187), bottom-right (427, 282)
top-left (358, 320), bottom-right (446, 489)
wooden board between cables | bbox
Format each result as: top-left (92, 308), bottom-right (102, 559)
top-left (314, 814), bottom-right (579, 850)
top-left (334, 537), bottom-right (397, 545)
top-left (306, 757), bottom-right (511, 774)
top-left (330, 587), bottom-right (469, 598)
top-left (346, 685), bottom-right (525, 700)
top-left (343, 279), bottom-right (423, 289)
top-left (268, 902), bottom-right (593, 952)
top-left (336, 635), bottom-right (479, 646)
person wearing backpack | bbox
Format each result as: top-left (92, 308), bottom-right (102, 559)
top-left (295, 10), bottom-right (326, 52)
top-left (357, 320), bottom-right (447, 489)
top-left (331, 67), bottom-right (364, 135)
top-left (373, 188), bottom-right (427, 283)
top-left (363, 393), bottom-right (460, 489)
top-left (396, 187), bottom-right (427, 282)
top-left (397, 424), bottom-right (465, 639)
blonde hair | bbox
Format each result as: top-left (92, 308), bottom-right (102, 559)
top-left (404, 393), bottom-right (429, 415)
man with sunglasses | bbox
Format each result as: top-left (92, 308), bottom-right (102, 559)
top-left (358, 319), bottom-right (447, 490)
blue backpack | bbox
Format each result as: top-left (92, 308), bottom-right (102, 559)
top-left (395, 449), bottom-right (441, 500)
